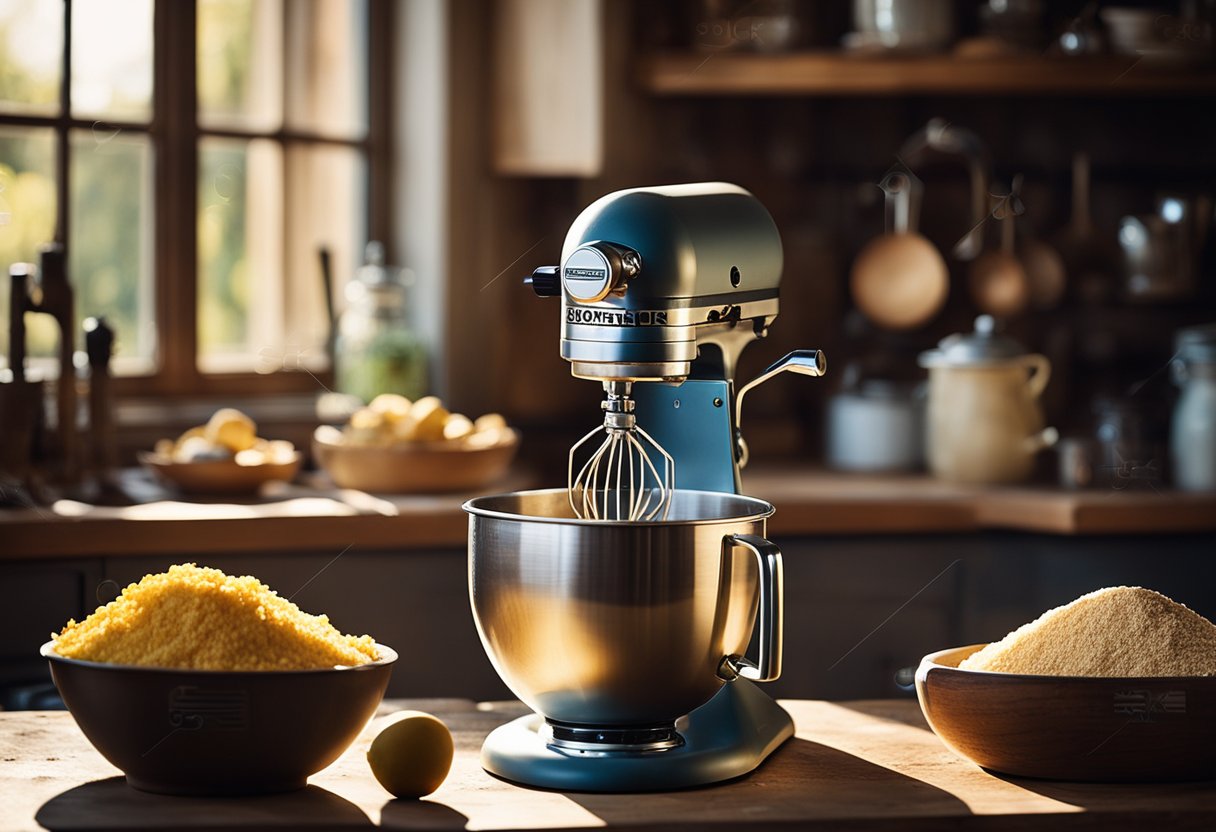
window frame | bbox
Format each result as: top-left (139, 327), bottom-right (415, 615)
top-left (0, 0), bottom-right (394, 397)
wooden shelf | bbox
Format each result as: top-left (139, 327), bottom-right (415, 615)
top-left (748, 468), bottom-right (1216, 537)
top-left (638, 52), bottom-right (1216, 96)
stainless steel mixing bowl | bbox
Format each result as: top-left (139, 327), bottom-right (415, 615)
top-left (465, 488), bottom-right (783, 728)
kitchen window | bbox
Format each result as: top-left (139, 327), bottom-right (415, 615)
top-left (0, 0), bottom-right (392, 395)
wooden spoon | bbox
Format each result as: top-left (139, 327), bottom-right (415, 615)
top-left (851, 173), bottom-right (949, 331)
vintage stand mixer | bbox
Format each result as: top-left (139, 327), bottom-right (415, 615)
top-left (465, 183), bottom-right (825, 791)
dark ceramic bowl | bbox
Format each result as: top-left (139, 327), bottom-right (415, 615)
top-left (917, 644), bottom-right (1216, 782)
top-left (42, 640), bottom-right (396, 795)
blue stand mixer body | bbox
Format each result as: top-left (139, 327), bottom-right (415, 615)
top-left (477, 183), bottom-right (820, 792)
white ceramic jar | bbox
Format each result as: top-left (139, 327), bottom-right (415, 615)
top-left (918, 316), bottom-right (1057, 484)
top-left (826, 380), bottom-right (924, 472)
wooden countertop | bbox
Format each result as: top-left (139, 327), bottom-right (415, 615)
top-left (2, 467), bottom-right (1214, 560)
top-left (6, 697), bottom-right (1216, 831)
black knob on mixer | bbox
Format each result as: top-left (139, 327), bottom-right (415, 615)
top-left (525, 266), bottom-right (561, 297)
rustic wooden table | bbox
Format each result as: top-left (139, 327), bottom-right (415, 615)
top-left (4, 698), bottom-right (1216, 831)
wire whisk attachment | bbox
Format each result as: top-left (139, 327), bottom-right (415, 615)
top-left (568, 382), bottom-right (674, 522)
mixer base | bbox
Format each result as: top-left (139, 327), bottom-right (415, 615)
top-left (480, 679), bottom-right (794, 792)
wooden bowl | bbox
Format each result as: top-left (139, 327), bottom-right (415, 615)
top-left (138, 451), bottom-right (302, 496)
top-left (916, 645), bottom-right (1216, 782)
top-left (42, 641), bottom-right (396, 795)
top-left (312, 429), bottom-right (519, 493)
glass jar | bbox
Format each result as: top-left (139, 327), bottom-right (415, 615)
top-left (1171, 324), bottom-right (1216, 491)
top-left (1091, 395), bottom-right (1165, 491)
top-left (334, 242), bottom-right (428, 404)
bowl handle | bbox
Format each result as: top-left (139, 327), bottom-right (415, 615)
top-left (719, 534), bottom-right (784, 683)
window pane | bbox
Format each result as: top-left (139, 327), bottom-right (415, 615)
top-left (0, 0), bottom-right (63, 115)
top-left (71, 0), bottom-right (153, 122)
top-left (283, 142), bottom-right (365, 366)
top-left (0, 126), bottom-right (57, 369)
top-left (198, 137), bottom-right (283, 372)
top-left (285, 0), bottom-right (367, 138)
top-left (70, 129), bottom-right (154, 372)
top-left (198, 0), bottom-right (283, 132)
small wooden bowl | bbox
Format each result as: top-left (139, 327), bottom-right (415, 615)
top-left (138, 451), bottom-right (302, 496)
top-left (916, 645), bottom-right (1216, 782)
top-left (312, 429), bottom-right (519, 493)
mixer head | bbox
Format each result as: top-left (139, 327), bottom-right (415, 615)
top-left (527, 182), bottom-right (783, 385)
top-left (528, 183), bottom-right (817, 517)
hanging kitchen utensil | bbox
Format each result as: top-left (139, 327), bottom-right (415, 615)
top-left (897, 118), bottom-right (992, 262)
top-left (850, 171), bottom-right (949, 331)
top-left (1018, 224), bottom-right (1067, 309)
top-left (1055, 152), bottom-right (1117, 304)
top-left (968, 179), bottom-right (1031, 318)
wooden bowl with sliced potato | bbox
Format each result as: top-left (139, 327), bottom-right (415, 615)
top-left (312, 428), bottom-right (518, 493)
top-left (141, 408), bottom-right (301, 495)
top-left (139, 451), bottom-right (302, 496)
top-left (313, 395), bottom-right (520, 493)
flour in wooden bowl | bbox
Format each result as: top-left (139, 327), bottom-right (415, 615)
top-left (960, 586), bottom-right (1216, 677)
top-left (51, 563), bottom-right (379, 670)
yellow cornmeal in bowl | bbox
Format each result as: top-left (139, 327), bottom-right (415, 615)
top-left (51, 564), bottom-right (379, 671)
top-left (960, 586), bottom-right (1216, 677)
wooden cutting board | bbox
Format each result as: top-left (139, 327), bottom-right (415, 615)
top-left (4, 698), bottom-right (1216, 830)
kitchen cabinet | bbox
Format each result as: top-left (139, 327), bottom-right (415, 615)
top-left (7, 697), bottom-right (1216, 830)
top-left (493, 0), bottom-right (603, 175)
top-left (0, 559), bottom-right (103, 707)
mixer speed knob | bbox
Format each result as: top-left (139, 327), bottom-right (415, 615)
top-left (562, 242), bottom-right (641, 304)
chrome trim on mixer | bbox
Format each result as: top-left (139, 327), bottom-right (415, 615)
top-left (569, 361), bottom-right (691, 382)
top-left (718, 534), bottom-right (784, 683)
top-left (463, 488), bottom-right (774, 526)
top-left (545, 722), bottom-right (684, 754)
top-left (561, 298), bottom-right (779, 337)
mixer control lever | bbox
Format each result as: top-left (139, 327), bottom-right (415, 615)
top-left (525, 266), bottom-right (562, 297)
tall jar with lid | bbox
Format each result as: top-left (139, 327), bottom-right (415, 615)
top-left (1171, 324), bottom-right (1216, 491)
top-left (918, 316), bottom-right (1058, 484)
top-left (334, 242), bottom-right (428, 404)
